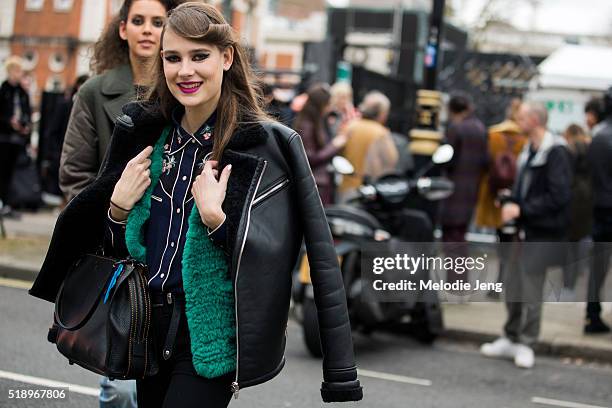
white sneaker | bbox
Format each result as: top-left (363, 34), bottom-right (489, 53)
top-left (480, 337), bottom-right (516, 359)
top-left (514, 344), bottom-right (535, 368)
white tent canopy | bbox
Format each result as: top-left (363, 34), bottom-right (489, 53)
top-left (536, 45), bottom-right (612, 91)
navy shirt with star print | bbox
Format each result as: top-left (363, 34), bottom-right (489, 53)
top-left (106, 108), bottom-right (227, 294)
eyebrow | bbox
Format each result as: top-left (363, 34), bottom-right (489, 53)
top-left (130, 14), bottom-right (165, 19)
top-left (163, 48), bottom-right (212, 54)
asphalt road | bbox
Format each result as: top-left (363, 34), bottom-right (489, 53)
top-left (1, 280), bottom-right (611, 408)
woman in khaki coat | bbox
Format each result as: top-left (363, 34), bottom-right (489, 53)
top-left (60, 0), bottom-right (185, 201)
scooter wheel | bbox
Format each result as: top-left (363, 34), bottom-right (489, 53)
top-left (302, 297), bottom-right (323, 358)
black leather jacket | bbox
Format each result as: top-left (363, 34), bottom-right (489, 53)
top-left (29, 102), bottom-right (362, 402)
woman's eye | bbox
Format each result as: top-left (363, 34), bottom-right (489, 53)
top-left (193, 53), bottom-right (209, 62)
top-left (131, 17), bottom-right (143, 25)
top-left (153, 19), bottom-right (164, 28)
top-left (164, 55), bottom-right (180, 63)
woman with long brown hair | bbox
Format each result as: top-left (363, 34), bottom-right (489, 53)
top-left (31, 3), bottom-right (362, 407)
top-left (58, 1), bottom-right (184, 407)
top-left (60, 0), bottom-right (184, 201)
top-left (293, 83), bottom-right (349, 204)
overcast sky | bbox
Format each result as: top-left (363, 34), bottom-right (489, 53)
top-left (449, 0), bottom-right (612, 35)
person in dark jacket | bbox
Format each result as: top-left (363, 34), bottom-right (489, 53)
top-left (440, 93), bottom-right (487, 283)
top-left (584, 87), bottom-right (612, 334)
top-left (29, 4), bottom-right (362, 408)
top-left (0, 56), bottom-right (31, 215)
top-left (562, 124), bottom-right (592, 296)
top-left (41, 75), bottom-right (89, 198)
top-left (292, 84), bottom-right (349, 205)
top-left (481, 101), bottom-right (572, 369)
top-left (440, 93), bottom-right (488, 243)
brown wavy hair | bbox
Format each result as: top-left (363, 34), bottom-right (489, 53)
top-left (146, 2), bottom-right (269, 160)
top-left (90, 0), bottom-right (185, 74)
top-left (293, 84), bottom-right (331, 148)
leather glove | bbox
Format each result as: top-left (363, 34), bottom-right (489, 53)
top-left (321, 367), bottom-right (363, 403)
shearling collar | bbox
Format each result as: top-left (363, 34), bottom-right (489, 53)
top-left (120, 101), bottom-right (269, 151)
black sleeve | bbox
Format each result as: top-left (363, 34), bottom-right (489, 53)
top-left (520, 146), bottom-right (572, 220)
top-left (104, 208), bottom-right (129, 258)
top-left (287, 133), bottom-right (363, 403)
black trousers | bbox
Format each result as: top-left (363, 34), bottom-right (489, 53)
top-left (587, 209), bottom-right (612, 319)
top-left (137, 293), bottom-right (235, 408)
top-left (0, 142), bottom-right (21, 204)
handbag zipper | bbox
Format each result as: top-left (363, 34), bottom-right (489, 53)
top-left (136, 266), bottom-right (150, 376)
top-left (232, 160), bottom-right (267, 399)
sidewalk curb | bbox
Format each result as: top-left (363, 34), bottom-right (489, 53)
top-left (443, 328), bottom-right (612, 364)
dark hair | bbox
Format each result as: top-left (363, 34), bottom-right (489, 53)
top-left (585, 97), bottom-right (605, 123)
top-left (262, 83), bottom-right (274, 98)
top-left (90, 0), bottom-right (184, 74)
top-left (71, 74), bottom-right (90, 97)
top-left (448, 92), bottom-right (473, 114)
top-left (146, 2), bottom-right (270, 161)
top-left (293, 83), bottom-right (331, 148)
top-left (563, 123), bottom-right (588, 153)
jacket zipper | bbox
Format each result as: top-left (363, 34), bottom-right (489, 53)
top-left (232, 160), bottom-right (268, 399)
top-left (252, 178), bottom-right (290, 207)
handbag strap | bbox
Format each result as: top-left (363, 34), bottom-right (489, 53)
top-left (53, 276), bottom-right (105, 331)
top-left (54, 258), bottom-right (132, 331)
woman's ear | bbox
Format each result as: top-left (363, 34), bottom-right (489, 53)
top-left (223, 46), bottom-right (234, 72)
top-left (119, 20), bottom-right (128, 41)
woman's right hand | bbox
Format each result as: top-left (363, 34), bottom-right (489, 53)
top-left (110, 146), bottom-right (153, 218)
top-left (332, 131), bottom-right (349, 149)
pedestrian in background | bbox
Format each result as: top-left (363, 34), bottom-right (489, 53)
top-left (481, 102), bottom-right (572, 369)
top-left (584, 87), bottom-right (612, 334)
top-left (58, 0), bottom-right (185, 406)
top-left (327, 81), bottom-right (358, 136)
top-left (338, 90), bottom-right (398, 200)
top-left (41, 74), bottom-right (89, 200)
top-left (60, 0), bottom-right (185, 202)
top-left (0, 56), bottom-right (31, 217)
top-left (474, 98), bottom-right (526, 296)
top-left (440, 93), bottom-right (487, 266)
top-left (562, 124), bottom-right (592, 298)
top-left (293, 83), bottom-right (349, 204)
top-left (585, 97), bottom-right (606, 137)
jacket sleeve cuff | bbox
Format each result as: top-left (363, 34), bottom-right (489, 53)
top-left (207, 214), bottom-right (228, 254)
top-left (320, 380), bottom-right (363, 403)
top-left (105, 208), bottom-right (128, 256)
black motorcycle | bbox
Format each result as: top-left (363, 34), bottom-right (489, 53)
top-left (294, 145), bottom-right (455, 357)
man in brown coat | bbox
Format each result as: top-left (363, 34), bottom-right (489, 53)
top-left (338, 91), bottom-right (398, 200)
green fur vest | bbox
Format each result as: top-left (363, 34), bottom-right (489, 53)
top-left (124, 126), bottom-right (236, 378)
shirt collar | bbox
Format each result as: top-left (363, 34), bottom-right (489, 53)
top-left (171, 106), bottom-right (216, 147)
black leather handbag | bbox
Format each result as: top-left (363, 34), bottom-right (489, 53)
top-left (48, 254), bottom-right (158, 380)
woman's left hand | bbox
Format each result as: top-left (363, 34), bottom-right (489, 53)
top-left (191, 160), bottom-right (232, 230)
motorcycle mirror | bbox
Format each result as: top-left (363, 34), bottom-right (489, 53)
top-left (332, 156), bottom-right (355, 175)
top-left (432, 144), bottom-right (454, 165)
